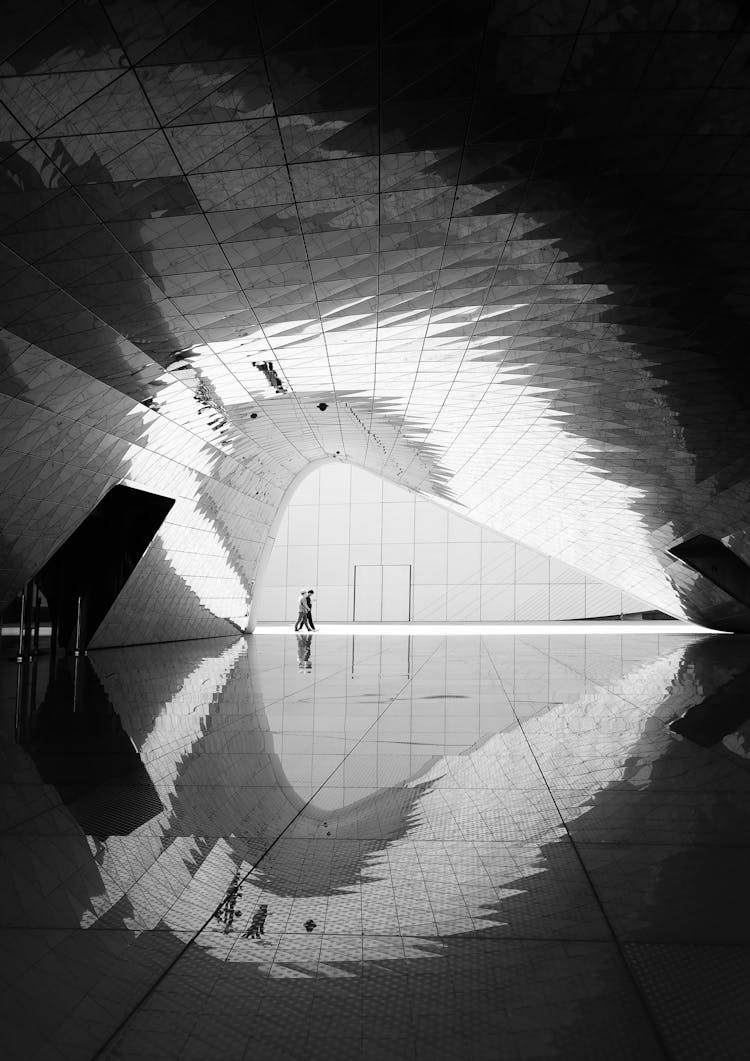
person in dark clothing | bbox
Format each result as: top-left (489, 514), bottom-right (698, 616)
top-left (245, 904), bottom-right (269, 939)
top-left (214, 871), bottom-right (243, 933)
top-left (305, 589), bottom-right (315, 630)
top-left (294, 589), bottom-right (311, 631)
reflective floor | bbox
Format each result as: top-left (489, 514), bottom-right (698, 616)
top-left (2, 630), bottom-right (750, 1061)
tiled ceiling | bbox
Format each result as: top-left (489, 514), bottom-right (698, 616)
top-left (2, 0), bottom-right (750, 626)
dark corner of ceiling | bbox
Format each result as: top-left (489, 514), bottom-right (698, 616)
top-left (668, 534), bottom-right (750, 630)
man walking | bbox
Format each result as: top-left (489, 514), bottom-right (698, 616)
top-left (305, 589), bottom-right (316, 630)
top-left (294, 589), bottom-right (310, 631)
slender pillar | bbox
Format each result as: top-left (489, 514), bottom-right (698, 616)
top-left (14, 657), bottom-right (27, 739)
top-left (49, 605), bottom-right (59, 667)
top-left (16, 584), bottom-right (33, 662)
top-left (73, 594), bottom-right (87, 658)
top-left (72, 652), bottom-right (86, 713)
top-left (16, 590), bottom-right (26, 663)
top-left (32, 584), bottom-right (41, 655)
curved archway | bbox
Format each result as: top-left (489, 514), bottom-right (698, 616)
top-left (247, 457), bottom-right (338, 631)
top-left (250, 461), bottom-right (657, 628)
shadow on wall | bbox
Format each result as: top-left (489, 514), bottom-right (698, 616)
top-left (89, 531), bottom-right (247, 648)
top-left (36, 485), bottom-right (174, 651)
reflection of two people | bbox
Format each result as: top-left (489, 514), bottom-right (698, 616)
top-left (214, 870), bottom-right (243, 933)
top-left (296, 590), bottom-right (315, 668)
top-left (296, 633), bottom-right (313, 670)
top-left (244, 904), bottom-right (269, 939)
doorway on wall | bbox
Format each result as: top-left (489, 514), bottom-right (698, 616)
top-left (353, 564), bottom-right (411, 622)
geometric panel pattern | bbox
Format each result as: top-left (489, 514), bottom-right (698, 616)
top-left (5, 629), bottom-right (750, 1057)
top-left (3, 2), bottom-right (750, 632)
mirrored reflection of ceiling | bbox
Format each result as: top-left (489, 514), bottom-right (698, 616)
top-left (3, 2), bottom-right (750, 628)
top-left (10, 629), bottom-right (750, 1061)
top-left (85, 630), bottom-right (750, 944)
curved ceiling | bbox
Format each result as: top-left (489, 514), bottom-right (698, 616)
top-left (2, 1), bottom-right (750, 626)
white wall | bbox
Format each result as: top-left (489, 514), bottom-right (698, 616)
top-left (256, 463), bottom-right (653, 623)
